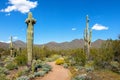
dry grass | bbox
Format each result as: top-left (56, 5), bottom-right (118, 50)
top-left (94, 70), bottom-right (120, 80)
top-left (69, 67), bottom-right (120, 80)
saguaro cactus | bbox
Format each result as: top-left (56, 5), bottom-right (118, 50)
top-left (25, 12), bottom-right (36, 66)
top-left (84, 15), bottom-right (92, 60)
top-left (10, 36), bottom-right (13, 57)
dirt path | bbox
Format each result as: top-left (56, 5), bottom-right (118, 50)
top-left (35, 62), bottom-right (71, 80)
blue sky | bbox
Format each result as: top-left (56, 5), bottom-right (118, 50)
top-left (0, 0), bottom-right (120, 44)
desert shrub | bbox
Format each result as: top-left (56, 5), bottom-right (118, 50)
top-left (4, 56), bottom-right (14, 63)
top-left (15, 49), bottom-right (27, 66)
top-left (15, 55), bottom-right (27, 66)
top-left (5, 62), bottom-right (18, 70)
top-left (55, 58), bottom-right (64, 65)
top-left (75, 66), bottom-right (84, 70)
top-left (69, 67), bottom-right (78, 77)
top-left (0, 67), bottom-right (8, 74)
top-left (45, 58), bottom-right (53, 62)
top-left (31, 60), bottom-right (44, 73)
top-left (92, 39), bottom-right (115, 69)
top-left (16, 76), bottom-right (29, 80)
top-left (28, 74), bottom-right (35, 79)
top-left (72, 74), bottom-right (91, 80)
top-left (34, 71), bottom-right (46, 77)
top-left (36, 59), bottom-right (42, 64)
top-left (0, 74), bottom-right (8, 80)
top-left (65, 49), bottom-right (86, 66)
top-left (110, 61), bottom-right (120, 73)
top-left (45, 54), bottom-right (61, 62)
top-left (63, 63), bottom-right (69, 68)
top-left (33, 46), bottom-right (53, 60)
top-left (0, 49), bottom-right (10, 56)
top-left (42, 64), bottom-right (52, 70)
top-left (51, 54), bottom-right (61, 60)
top-left (42, 67), bottom-right (51, 73)
top-left (16, 67), bottom-right (29, 77)
top-left (36, 60), bottom-right (42, 68)
top-left (85, 61), bottom-right (94, 72)
top-left (41, 63), bottom-right (52, 74)
top-left (35, 63), bottom-right (42, 69)
top-left (16, 70), bottom-right (24, 77)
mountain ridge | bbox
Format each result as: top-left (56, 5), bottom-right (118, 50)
top-left (0, 39), bottom-right (105, 50)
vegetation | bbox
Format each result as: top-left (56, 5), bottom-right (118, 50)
top-left (55, 58), bottom-right (65, 65)
top-left (0, 35), bottom-right (120, 80)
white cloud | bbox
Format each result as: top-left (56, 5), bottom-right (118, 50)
top-left (9, 36), bottom-right (18, 40)
top-left (92, 24), bottom-right (108, 30)
top-left (13, 36), bottom-right (18, 40)
top-left (0, 0), bottom-right (38, 13)
top-left (0, 36), bottom-right (18, 43)
top-left (0, 41), bottom-right (5, 43)
top-left (6, 40), bottom-right (11, 43)
top-left (72, 28), bottom-right (77, 31)
top-left (0, 40), bottom-right (10, 43)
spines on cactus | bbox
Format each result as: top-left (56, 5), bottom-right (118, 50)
top-left (84, 15), bottom-right (92, 60)
top-left (25, 12), bottom-right (36, 66)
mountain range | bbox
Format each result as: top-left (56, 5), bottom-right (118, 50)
top-left (0, 39), bottom-right (105, 50)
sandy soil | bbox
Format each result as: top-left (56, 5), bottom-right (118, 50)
top-left (35, 62), bottom-right (71, 80)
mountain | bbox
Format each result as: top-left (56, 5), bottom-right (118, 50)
top-left (91, 39), bottom-right (105, 48)
top-left (44, 39), bottom-right (105, 50)
top-left (0, 39), bottom-right (105, 50)
top-left (13, 40), bottom-right (26, 48)
top-left (0, 42), bottom-right (9, 49)
top-left (0, 40), bottom-right (26, 49)
top-left (43, 39), bottom-right (84, 50)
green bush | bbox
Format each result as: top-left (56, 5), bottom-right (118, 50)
top-left (72, 74), bottom-right (91, 80)
top-left (75, 66), bottom-right (84, 70)
top-left (15, 54), bottom-right (27, 66)
top-left (34, 71), bottom-right (46, 77)
top-left (85, 61), bottom-right (94, 72)
top-left (65, 49), bottom-right (86, 66)
top-left (0, 74), bottom-right (8, 80)
top-left (45, 58), bottom-right (54, 62)
top-left (5, 62), bottom-right (18, 70)
top-left (110, 61), bottom-right (120, 73)
top-left (63, 63), bottom-right (68, 68)
top-left (42, 67), bottom-right (50, 73)
top-left (16, 67), bottom-right (29, 77)
top-left (42, 64), bottom-right (52, 71)
top-left (4, 56), bottom-right (14, 63)
top-left (55, 58), bottom-right (64, 65)
top-left (45, 55), bottom-right (61, 62)
top-left (28, 74), bottom-right (35, 79)
top-left (0, 67), bottom-right (8, 74)
top-left (16, 76), bottom-right (29, 80)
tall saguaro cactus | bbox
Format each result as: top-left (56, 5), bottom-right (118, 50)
top-left (10, 36), bottom-right (13, 57)
top-left (84, 15), bottom-right (92, 60)
top-left (25, 12), bottom-right (36, 66)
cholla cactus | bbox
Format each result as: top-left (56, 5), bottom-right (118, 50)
top-left (84, 15), bottom-right (92, 60)
top-left (25, 12), bottom-right (36, 66)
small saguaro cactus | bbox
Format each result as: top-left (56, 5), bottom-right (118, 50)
top-left (25, 12), bottom-right (36, 66)
top-left (84, 15), bottom-right (92, 60)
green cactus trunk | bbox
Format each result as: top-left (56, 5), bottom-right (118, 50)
top-left (84, 15), bottom-right (92, 60)
top-left (25, 12), bottom-right (36, 66)
top-left (10, 36), bottom-right (13, 57)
